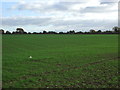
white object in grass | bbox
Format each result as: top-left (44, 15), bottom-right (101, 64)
top-left (29, 56), bottom-right (32, 59)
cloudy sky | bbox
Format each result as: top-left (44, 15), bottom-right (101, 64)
top-left (1, 0), bottom-right (119, 32)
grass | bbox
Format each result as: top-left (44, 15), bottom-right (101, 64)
top-left (0, 34), bottom-right (2, 89)
top-left (2, 34), bottom-right (119, 88)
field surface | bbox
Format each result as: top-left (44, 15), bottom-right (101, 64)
top-left (2, 34), bottom-right (119, 88)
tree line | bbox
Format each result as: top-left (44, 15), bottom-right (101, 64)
top-left (0, 26), bottom-right (119, 34)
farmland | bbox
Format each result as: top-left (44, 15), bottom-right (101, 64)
top-left (2, 34), bottom-right (119, 88)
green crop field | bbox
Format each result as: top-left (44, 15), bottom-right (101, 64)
top-left (2, 34), bottom-right (119, 88)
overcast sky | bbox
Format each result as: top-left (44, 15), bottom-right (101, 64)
top-left (1, 0), bottom-right (119, 32)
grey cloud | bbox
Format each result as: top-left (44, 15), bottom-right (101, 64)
top-left (78, 1), bottom-right (117, 13)
top-left (1, 16), bottom-right (117, 29)
top-left (52, 19), bottom-right (117, 28)
top-left (51, 20), bottom-right (80, 26)
top-left (11, 2), bottom-right (61, 11)
top-left (80, 4), bottom-right (117, 13)
top-left (1, 16), bottom-right (117, 32)
top-left (2, 0), bottom-right (117, 31)
top-left (2, 17), bottom-right (51, 26)
top-left (80, 6), bottom-right (108, 13)
top-left (44, 3), bottom-right (68, 11)
top-left (11, 1), bottom-right (82, 12)
top-left (100, 0), bottom-right (119, 3)
top-left (11, 1), bottom-right (117, 15)
top-left (100, 2), bottom-right (116, 4)
top-left (52, 20), bottom-right (117, 32)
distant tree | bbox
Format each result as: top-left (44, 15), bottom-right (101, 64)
top-left (48, 31), bottom-right (57, 34)
top-left (112, 26), bottom-right (120, 33)
top-left (43, 31), bottom-right (47, 34)
top-left (39, 32), bottom-right (42, 34)
top-left (0, 29), bottom-right (4, 34)
top-left (104, 30), bottom-right (113, 34)
top-left (16, 28), bottom-right (25, 34)
top-left (67, 30), bottom-right (75, 34)
top-left (12, 31), bottom-right (16, 34)
top-left (97, 30), bottom-right (102, 33)
top-left (33, 32), bottom-right (38, 34)
top-left (59, 32), bottom-right (64, 34)
top-left (90, 29), bottom-right (96, 33)
top-left (28, 32), bottom-right (31, 34)
top-left (76, 31), bottom-right (83, 34)
top-left (23, 32), bottom-right (27, 34)
top-left (6, 31), bottom-right (11, 34)
top-left (84, 32), bottom-right (89, 34)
